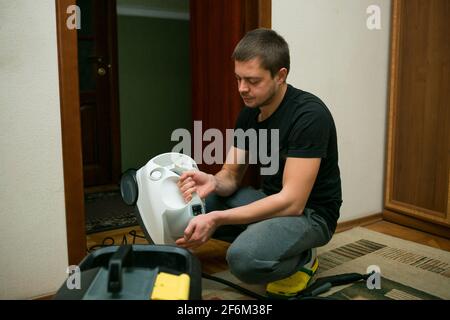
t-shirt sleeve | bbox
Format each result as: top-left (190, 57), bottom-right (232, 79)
top-left (287, 103), bottom-right (331, 158)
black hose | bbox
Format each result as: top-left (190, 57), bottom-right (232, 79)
top-left (202, 272), bottom-right (373, 301)
top-left (202, 272), bottom-right (268, 300)
top-left (291, 272), bottom-right (373, 300)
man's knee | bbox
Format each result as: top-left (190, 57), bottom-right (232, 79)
top-left (226, 244), bottom-right (274, 284)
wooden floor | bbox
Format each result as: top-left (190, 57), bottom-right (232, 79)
top-left (86, 220), bottom-right (450, 275)
top-left (364, 220), bottom-right (450, 252)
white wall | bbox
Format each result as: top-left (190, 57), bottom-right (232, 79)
top-left (0, 0), bottom-right (68, 298)
top-left (273, 0), bottom-right (391, 222)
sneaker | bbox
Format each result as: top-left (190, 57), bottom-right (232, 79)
top-left (266, 248), bottom-right (319, 299)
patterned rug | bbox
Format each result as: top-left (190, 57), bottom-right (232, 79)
top-left (202, 227), bottom-right (450, 300)
top-left (85, 191), bottom-right (138, 234)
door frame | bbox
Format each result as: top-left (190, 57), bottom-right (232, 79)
top-left (56, 0), bottom-right (271, 265)
top-left (56, 0), bottom-right (86, 264)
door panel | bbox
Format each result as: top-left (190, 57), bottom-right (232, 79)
top-left (392, 0), bottom-right (449, 215)
top-left (77, 0), bottom-right (121, 187)
top-left (385, 0), bottom-right (450, 231)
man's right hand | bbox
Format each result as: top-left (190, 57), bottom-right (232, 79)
top-left (177, 170), bottom-right (216, 202)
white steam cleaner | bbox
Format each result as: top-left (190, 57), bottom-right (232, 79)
top-left (120, 152), bottom-right (206, 245)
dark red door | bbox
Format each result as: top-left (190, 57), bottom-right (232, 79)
top-left (77, 0), bottom-right (121, 187)
top-left (189, 0), bottom-right (271, 187)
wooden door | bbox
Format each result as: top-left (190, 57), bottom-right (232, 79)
top-left (190, 0), bottom-right (271, 188)
top-left (384, 0), bottom-right (450, 237)
top-left (77, 0), bottom-right (121, 187)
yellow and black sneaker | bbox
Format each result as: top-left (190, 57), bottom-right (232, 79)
top-left (266, 248), bottom-right (319, 299)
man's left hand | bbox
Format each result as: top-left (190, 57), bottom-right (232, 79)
top-left (175, 212), bottom-right (219, 249)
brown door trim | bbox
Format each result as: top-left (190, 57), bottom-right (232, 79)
top-left (55, 0), bottom-right (86, 265)
top-left (384, 210), bottom-right (450, 239)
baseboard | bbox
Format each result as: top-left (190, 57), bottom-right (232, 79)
top-left (336, 213), bottom-right (383, 233)
top-left (383, 210), bottom-right (450, 239)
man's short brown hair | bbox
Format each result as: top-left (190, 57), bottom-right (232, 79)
top-left (232, 28), bottom-right (290, 78)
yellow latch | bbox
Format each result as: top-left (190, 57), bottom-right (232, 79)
top-left (150, 272), bottom-right (190, 300)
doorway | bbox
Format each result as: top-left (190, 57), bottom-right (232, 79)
top-left (81, 0), bottom-right (192, 237)
top-left (56, 0), bottom-right (271, 265)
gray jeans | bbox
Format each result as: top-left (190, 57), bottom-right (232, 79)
top-left (205, 187), bottom-right (333, 284)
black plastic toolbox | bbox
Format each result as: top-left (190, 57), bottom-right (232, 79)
top-left (54, 244), bottom-right (202, 300)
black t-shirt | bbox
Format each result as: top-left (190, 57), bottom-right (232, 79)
top-left (233, 84), bottom-right (342, 233)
